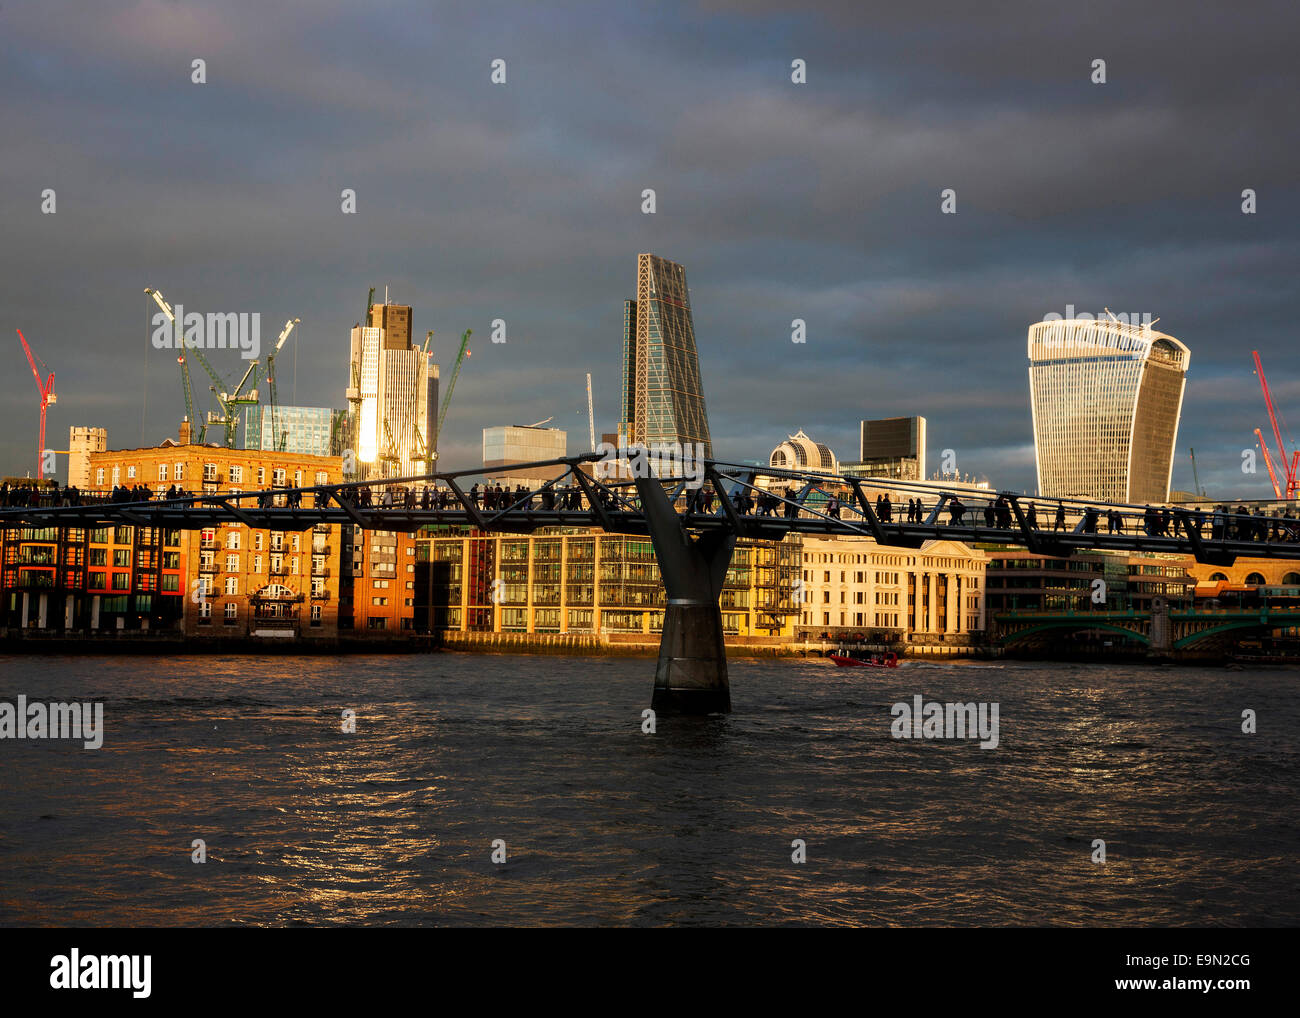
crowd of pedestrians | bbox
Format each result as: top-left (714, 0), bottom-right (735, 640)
top-left (6, 473), bottom-right (1300, 549)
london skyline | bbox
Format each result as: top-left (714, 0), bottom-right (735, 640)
top-left (2, 1), bottom-right (1298, 498)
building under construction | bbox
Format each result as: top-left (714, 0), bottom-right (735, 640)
top-left (346, 297), bottom-right (439, 480)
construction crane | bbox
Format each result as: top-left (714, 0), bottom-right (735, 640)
top-left (16, 329), bottom-right (56, 478)
top-left (1188, 447), bottom-right (1206, 499)
top-left (1253, 429), bottom-right (1283, 499)
top-left (430, 329), bottom-right (472, 462)
top-left (261, 318), bottom-right (301, 451)
top-left (1252, 350), bottom-right (1299, 499)
top-left (586, 372), bottom-right (596, 452)
top-left (147, 287), bottom-right (246, 445)
top-left (145, 288), bottom-right (197, 433)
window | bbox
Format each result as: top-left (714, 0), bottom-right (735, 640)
top-left (227, 531), bottom-right (240, 549)
top-left (158, 464), bottom-right (169, 481)
top-left (224, 603), bottom-right (238, 621)
top-left (203, 463), bottom-right (218, 482)
top-left (253, 533), bottom-right (264, 551)
top-left (257, 467), bottom-right (265, 485)
top-left (230, 465), bottom-right (243, 484)
top-left (95, 467), bottom-right (105, 486)
top-left (126, 465), bottom-right (137, 479)
top-left (310, 605), bottom-right (322, 626)
top-left (225, 577), bottom-right (239, 595)
top-left (198, 601), bottom-right (212, 621)
top-left (294, 470), bottom-right (303, 487)
top-left (254, 555), bottom-right (263, 573)
top-left (315, 471), bottom-right (328, 486)
top-left (372, 597), bottom-right (388, 606)
top-left (273, 468), bottom-right (286, 486)
top-left (226, 554), bottom-right (239, 572)
top-left (175, 463), bottom-right (185, 481)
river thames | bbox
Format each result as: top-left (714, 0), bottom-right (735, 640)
top-left (1, 654), bottom-right (1295, 926)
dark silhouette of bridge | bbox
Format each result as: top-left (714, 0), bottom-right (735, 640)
top-left (6, 453), bottom-right (1299, 713)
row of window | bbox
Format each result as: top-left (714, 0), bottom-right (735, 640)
top-left (95, 464), bottom-right (331, 487)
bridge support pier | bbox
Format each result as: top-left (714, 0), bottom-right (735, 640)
top-left (635, 476), bottom-right (735, 714)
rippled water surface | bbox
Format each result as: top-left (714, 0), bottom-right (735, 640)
top-left (0, 653), bottom-right (1296, 926)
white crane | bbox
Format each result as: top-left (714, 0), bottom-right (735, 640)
top-left (586, 372), bottom-right (596, 452)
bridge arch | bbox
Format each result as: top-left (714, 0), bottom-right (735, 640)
top-left (1000, 620), bottom-right (1150, 647)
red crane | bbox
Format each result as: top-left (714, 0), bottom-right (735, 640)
top-left (16, 329), bottom-right (57, 479)
top-left (1252, 350), bottom-right (1299, 499)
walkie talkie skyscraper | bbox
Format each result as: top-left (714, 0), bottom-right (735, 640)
top-left (1028, 318), bottom-right (1189, 503)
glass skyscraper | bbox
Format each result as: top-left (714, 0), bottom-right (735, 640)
top-left (1028, 319), bottom-right (1189, 503)
top-left (620, 253), bottom-right (713, 456)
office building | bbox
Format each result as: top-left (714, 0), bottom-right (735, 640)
top-left (483, 425), bottom-right (568, 485)
top-left (241, 405), bottom-right (347, 457)
top-left (415, 528), bottom-right (799, 638)
top-left (346, 301), bottom-right (439, 480)
top-left (843, 416), bottom-right (926, 481)
top-left (1028, 319), bottom-right (1189, 502)
top-left (620, 253), bottom-right (713, 455)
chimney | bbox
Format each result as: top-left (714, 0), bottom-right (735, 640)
top-left (179, 418), bottom-right (192, 446)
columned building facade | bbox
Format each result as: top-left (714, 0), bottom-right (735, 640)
top-left (795, 535), bottom-right (986, 641)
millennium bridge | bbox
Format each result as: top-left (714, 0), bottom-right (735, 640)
top-left (5, 453), bottom-right (1297, 713)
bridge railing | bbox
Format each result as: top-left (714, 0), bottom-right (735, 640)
top-left (5, 454), bottom-right (1300, 565)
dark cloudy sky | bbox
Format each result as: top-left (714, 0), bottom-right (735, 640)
top-left (2, 0), bottom-right (1297, 497)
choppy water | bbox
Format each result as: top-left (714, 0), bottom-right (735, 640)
top-left (0, 653), bottom-right (1295, 926)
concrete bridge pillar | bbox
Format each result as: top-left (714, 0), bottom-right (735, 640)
top-left (635, 475), bottom-right (735, 714)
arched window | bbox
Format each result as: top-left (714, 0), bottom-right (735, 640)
top-left (1245, 573), bottom-right (1266, 586)
top-left (1283, 572), bottom-right (1300, 585)
top-left (1209, 573), bottom-right (1228, 582)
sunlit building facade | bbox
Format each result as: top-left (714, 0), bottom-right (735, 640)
top-left (620, 253), bottom-right (713, 456)
top-left (415, 528), bottom-right (798, 638)
top-left (1028, 319), bottom-right (1189, 503)
top-left (346, 302), bottom-right (439, 480)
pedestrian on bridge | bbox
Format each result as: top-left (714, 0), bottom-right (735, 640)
top-left (1054, 503), bottom-right (1066, 531)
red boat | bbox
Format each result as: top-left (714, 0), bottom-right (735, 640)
top-left (829, 652), bottom-right (898, 668)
